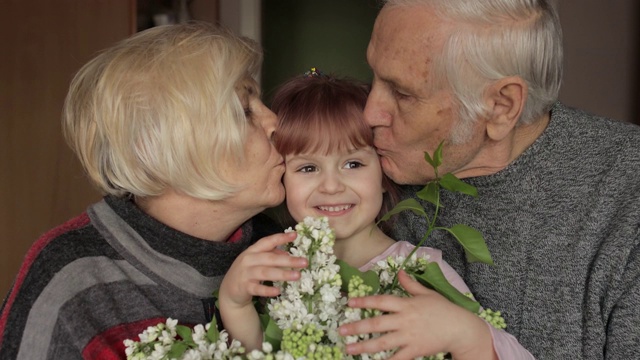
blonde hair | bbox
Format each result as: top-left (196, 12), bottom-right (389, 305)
top-left (62, 22), bottom-right (262, 200)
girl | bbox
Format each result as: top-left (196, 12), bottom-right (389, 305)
top-left (218, 70), bottom-right (532, 360)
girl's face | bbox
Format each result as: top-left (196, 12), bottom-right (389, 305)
top-left (283, 146), bottom-right (385, 240)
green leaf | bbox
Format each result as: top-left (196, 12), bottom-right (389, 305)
top-left (416, 182), bottom-right (440, 207)
top-left (166, 342), bottom-right (189, 359)
top-left (445, 224), bottom-right (493, 265)
top-left (433, 142), bottom-right (444, 168)
top-left (378, 198), bottom-right (428, 223)
top-left (411, 262), bottom-right (480, 313)
top-left (261, 315), bottom-right (283, 351)
top-left (176, 325), bottom-right (194, 344)
top-left (424, 151), bottom-right (436, 169)
top-left (206, 317), bottom-right (220, 343)
top-left (440, 173), bottom-right (478, 197)
top-left (337, 259), bottom-right (380, 294)
top-left (423, 142), bottom-right (444, 169)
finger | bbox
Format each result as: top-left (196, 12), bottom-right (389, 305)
top-left (339, 312), bottom-right (401, 337)
top-left (244, 282), bottom-right (282, 298)
top-left (397, 269), bottom-right (433, 296)
top-left (248, 265), bottom-right (303, 284)
top-left (249, 232), bottom-right (297, 252)
top-left (237, 248), bottom-right (307, 270)
top-left (344, 331), bottom-right (402, 356)
top-left (347, 294), bottom-right (407, 313)
top-left (387, 346), bottom-right (437, 360)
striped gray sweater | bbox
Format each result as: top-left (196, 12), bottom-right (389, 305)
top-left (391, 102), bottom-right (640, 359)
top-left (0, 196), bottom-right (281, 359)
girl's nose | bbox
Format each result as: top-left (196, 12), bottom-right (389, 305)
top-left (318, 171), bottom-right (345, 194)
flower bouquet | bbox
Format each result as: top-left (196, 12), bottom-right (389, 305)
top-left (125, 143), bottom-right (504, 359)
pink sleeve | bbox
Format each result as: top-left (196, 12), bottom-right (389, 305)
top-left (437, 257), bottom-right (535, 359)
top-left (488, 324), bottom-right (536, 359)
top-left (365, 243), bottom-right (535, 359)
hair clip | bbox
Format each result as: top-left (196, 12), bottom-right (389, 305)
top-left (303, 67), bottom-right (325, 78)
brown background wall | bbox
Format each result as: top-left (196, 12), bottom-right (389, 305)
top-left (1, 0), bottom-right (639, 299)
top-left (0, 0), bottom-right (218, 299)
top-left (558, 1), bottom-right (640, 123)
top-left (0, 0), bottom-right (134, 300)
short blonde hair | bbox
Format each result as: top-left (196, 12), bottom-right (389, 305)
top-left (63, 22), bottom-right (262, 200)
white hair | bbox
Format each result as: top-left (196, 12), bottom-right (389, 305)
top-left (383, 0), bottom-right (563, 142)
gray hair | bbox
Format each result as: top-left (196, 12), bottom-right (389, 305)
top-left (384, 0), bottom-right (563, 142)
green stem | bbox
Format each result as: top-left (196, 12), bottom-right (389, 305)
top-left (391, 173), bottom-right (441, 290)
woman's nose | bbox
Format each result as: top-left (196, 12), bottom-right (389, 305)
top-left (261, 106), bottom-right (278, 139)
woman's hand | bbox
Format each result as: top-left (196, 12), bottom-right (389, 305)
top-left (338, 270), bottom-right (497, 360)
top-left (218, 231), bottom-right (307, 350)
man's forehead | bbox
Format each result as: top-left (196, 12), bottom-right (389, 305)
top-left (376, 5), bottom-right (445, 43)
top-left (369, 6), bottom-right (443, 86)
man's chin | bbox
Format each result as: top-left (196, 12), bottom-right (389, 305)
top-left (381, 160), bottom-right (410, 184)
top-left (381, 158), bottom-right (432, 185)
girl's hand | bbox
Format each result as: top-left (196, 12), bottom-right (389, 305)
top-left (219, 232), bottom-right (307, 309)
top-left (218, 231), bottom-right (308, 350)
top-left (338, 270), bottom-right (497, 360)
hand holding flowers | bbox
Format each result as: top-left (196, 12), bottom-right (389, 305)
top-left (218, 231), bottom-right (306, 350)
top-left (341, 270), bottom-right (497, 360)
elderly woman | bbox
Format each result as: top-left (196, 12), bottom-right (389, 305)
top-left (0, 23), bottom-right (290, 359)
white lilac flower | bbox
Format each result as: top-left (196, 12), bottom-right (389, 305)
top-left (197, 343), bottom-right (217, 359)
top-left (298, 272), bottom-right (314, 294)
top-left (319, 283), bottom-right (338, 303)
top-left (165, 318), bottom-right (178, 331)
top-left (261, 342), bottom-right (273, 353)
top-left (182, 349), bottom-right (203, 360)
top-left (247, 349), bottom-right (265, 359)
top-left (138, 325), bottom-right (160, 343)
top-left (123, 216), bottom-right (446, 360)
top-left (192, 324), bottom-right (207, 345)
top-left (158, 329), bottom-right (174, 346)
top-left (149, 343), bottom-right (169, 360)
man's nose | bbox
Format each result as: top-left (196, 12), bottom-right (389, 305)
top-left (364, 86), bottom-right (392, 128)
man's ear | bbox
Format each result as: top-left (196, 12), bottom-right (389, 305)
top-left (484, 76), bottom-right (527, 141)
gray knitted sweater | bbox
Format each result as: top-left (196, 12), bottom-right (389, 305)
top-left (391, 102), bottom-right (640, 359)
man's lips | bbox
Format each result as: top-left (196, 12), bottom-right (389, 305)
top-left (373, 142), bottom-right (389, 155)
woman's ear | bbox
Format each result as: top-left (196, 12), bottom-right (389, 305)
top-left (484, 76), bottom-right (527, 142)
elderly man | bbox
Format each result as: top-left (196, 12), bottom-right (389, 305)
top-left (339, 1), bottom-right (640, 359)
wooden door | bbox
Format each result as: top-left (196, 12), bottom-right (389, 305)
top-left (0, 1), bottom-right (135, 297)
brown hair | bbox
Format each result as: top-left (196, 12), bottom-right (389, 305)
top-left (271, 73), bottom-right (398, 232)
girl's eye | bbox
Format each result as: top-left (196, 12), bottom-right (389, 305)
top-left (244, 107), bottom-right (252, 118)
top-left (297, 165), bottom-right (317, 173)
top-left (344, 161), bottom-right (364, 169)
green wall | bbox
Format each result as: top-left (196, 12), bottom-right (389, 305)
top-left (261, 0), bottom-right (380, 103)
